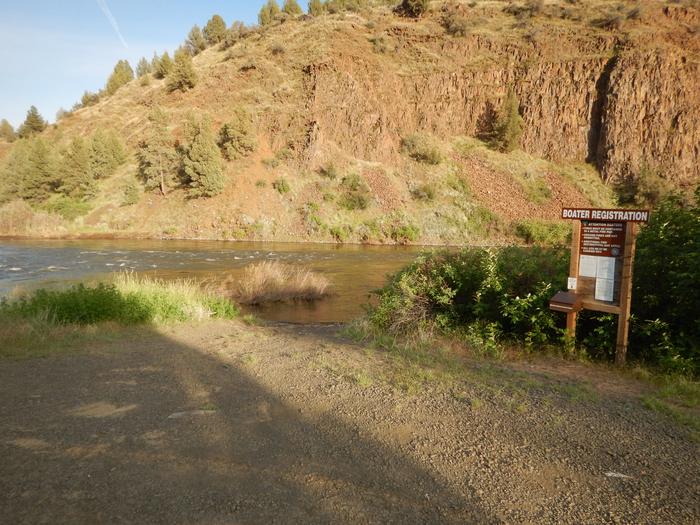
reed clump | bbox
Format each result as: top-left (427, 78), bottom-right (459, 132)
top-left (227, 261), bottom-right (330, 305)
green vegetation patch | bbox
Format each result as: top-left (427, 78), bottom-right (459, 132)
top-left (0, 273), bottom-right (237, 327)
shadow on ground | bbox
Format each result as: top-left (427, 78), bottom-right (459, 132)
top-left (0, 324), bottom-right (491, 524)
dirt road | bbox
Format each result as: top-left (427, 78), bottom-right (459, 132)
top-left (1, 321), bottom-right (698, 524)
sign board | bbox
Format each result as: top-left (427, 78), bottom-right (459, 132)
top-left (551, 207), bottom-right (650, 365)
top-left (561, 208), bottom-right (650, 223)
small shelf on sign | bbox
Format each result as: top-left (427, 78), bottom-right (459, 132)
top-left (549, 291), bottom-right (583, 313)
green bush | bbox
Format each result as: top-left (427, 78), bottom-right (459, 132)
top-left (368, 246), bottom-right (568, 348)
top-left (44, 196), bottom-right (92, 220)
top-left (410, 183), bottom-right (436, 201)
top-left (400, 0), bottom-right (429, 18)
top-left (401, 134), bottom-right (442, 164)
top-left (273, 177), bottom-right (290, 194)
top-left (390, 223), bottom-right (420, 244)
top-left (122, 182), bottom-right (141, 206)
top-left (318, 163), bottom-right (338, 180)
top-left (338, 173), bottom-right (371, 210)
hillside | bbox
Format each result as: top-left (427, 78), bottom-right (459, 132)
top-left (1, 0), bottom-right (698, 243)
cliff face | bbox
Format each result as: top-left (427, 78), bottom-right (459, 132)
top-left (302, 5), bottom-right (699, 187)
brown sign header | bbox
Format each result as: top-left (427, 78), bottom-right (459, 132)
top-left (561, 208), bottom-right (650, 223)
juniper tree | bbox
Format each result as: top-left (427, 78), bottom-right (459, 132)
top-left (400, 0), bottom-right (429, 17)
top-left (181, 114), bottom-right (225, 198)
top-left (90, 129), bottom-right (126, 179)
top-left (21, 138), bottom-right (59, 203)
top-left (0, 119), bottom-right (15, 142)
top-left (204, 14), bottom-right (227, 45)
top-left (137, 108), bottom-right (178, 195)
top-left (17, 106), bottom-right (47, 138)
top-left (59, 137), bottom-right (96, 199)
top-left (0, 139), bottom-right (30, 200)
top-left (136, 57), bottom-right (152, 77)
top-left (105, 60), bottom-right (134, 96)
top-left (167, 49), bottom-right (197, 92)
top-left (154, 51), bottom-right (173, 78)
top-left (80, 91), bottom-right (100, 108)
top-left (218, 108), bottom-right (257, 160)
top-left (186, 25), bottom-right (207, 55)
top-left (491, 89), bottom-right (523, 153)
top-left (308, 0), bottom-right (325, 16)
top-left (259, 0), bottom-right (281, 26)
top-left (283, 0), bottom-right (303, 15)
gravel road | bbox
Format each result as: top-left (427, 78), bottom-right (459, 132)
top-left (1, 320), bottom-right (697, 524)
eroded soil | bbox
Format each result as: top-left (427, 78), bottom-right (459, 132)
top-left (0, 321), bottom-right (698, 524)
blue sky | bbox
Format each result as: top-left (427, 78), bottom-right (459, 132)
top-left (0, 0), bottom-right (271, 128)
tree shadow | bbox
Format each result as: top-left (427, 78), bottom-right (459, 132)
top-left (476, 101), bottom-right (498, 144)
top-left (0, 325), bottom-right (494, 524)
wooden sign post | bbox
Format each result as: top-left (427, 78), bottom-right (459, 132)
top-left (553, 208), bottom-right (649, 366)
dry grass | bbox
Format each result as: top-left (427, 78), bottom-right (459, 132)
top-left (224, 261), bottom-right (330, 305)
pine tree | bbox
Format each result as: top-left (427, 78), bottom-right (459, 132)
top-left (105, 60), bottom-right (134, 96)
top-left (308, 0), bottom-right (325, 16)
top-left (154, 51), bottom-right (173, 79)
top-left (17, 106), bottom-right (47, 138)
top-left (181, 114), bottom-right (225, 198)
top-left (136, 57), bottom-right (152, 78)
top-left (59, 137), bottom-right (96, 199)
top-left (218, 108), bottom-right (257, 160)
top-left (259, 0), bottom-right (281, 26)
top-left (491, 89), bottom-right (523, 153)
top-left (21, 138), bottom-right (59, 203)
top-left (167, 49), bottom-right (198, 93)
top-left (186, 25), bottom-right (207, 55)
top-left (137, 108), bottom-right (178, 195)
top-left (283, 0), bottom-right (303, 15)
top-left (0, 119), bottom-right (15, 142)
top-left (204, 14), bottom-right (227, 45)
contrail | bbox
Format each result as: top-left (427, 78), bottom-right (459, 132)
top-left (96, 0), bottom-right (128, 49)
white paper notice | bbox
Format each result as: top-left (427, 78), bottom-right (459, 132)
top-left (579, 255), bottom-right (598, 278)
top-left (595, 278), bottom-right (615, 302)
top-left (596, 257), bottom-right (616, 280)
top-left (567, 277), bottom-right (577, 290)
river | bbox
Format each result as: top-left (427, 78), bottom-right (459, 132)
top-left (0, 239), bottom-right (430, 323)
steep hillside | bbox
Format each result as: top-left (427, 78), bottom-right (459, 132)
top-left (1, 0), bottom-right (698, 243)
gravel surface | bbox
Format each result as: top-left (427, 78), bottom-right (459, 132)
top-left (0, 321), bottom-right (698, 524)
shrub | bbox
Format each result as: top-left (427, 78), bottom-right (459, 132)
top-left (443, 9), bottom-right (470, 37)
top-left (338, 173), bottom-right (371, 210)
top-left (122, 182), bottom-right (141, 206)
top-left (104, 60), bottom-right (134, 96)
top-left (283, 0), bottom-right (303, 16)
top-left (401, 134), bottom-right (442, 164)
top-left (204, 15), bottom-right (227, 46)
top-left (616, 163), bottom-right (670, 208)
top-left (44, 196), bottom-right (92, 221)
top-left (410, 183), bottom-right (436, 201)
top-left (490, 89), bottom-right (523, 153)
top-left (390, 222), bottom-right (420, 244)
top-left (400, 0), bottom-right (429, 18)
top-left (225, 261), bottom-right (330, 304)
top-left (259, 0), bottom-right (281, 26)
top-left (181, 113), bottom-right (225, 198)
top-left (218, 108), bottom-right (257, 160)
top-left (167, 48), bottom-right (197, 93)
top-left (330, 224), bottom-right (352, 242)
top-left (273, 177), bottom-right (290, 194)
top-left (367, 247), bottom-right (568, 345)
top-left (185, 25), bottom-right (207, 55)
top-left (318, 163), bottom-right (339, 180)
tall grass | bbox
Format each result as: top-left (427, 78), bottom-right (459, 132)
top-left (0, 273), bottom-right (238, 327)
top-left (223, 261), bottom-right (330, 305)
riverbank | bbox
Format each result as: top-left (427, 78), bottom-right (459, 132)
top-left (1, 318), bottom-right (697, 524)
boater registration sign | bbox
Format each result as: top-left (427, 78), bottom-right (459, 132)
top-left (553, 207), bottom-right (650, 366)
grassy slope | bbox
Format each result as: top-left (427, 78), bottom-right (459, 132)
top-left (8, 0), bottom-right (690, 243)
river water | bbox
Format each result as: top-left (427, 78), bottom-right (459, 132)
top-left (0, 239), bottom-right (429, 323)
